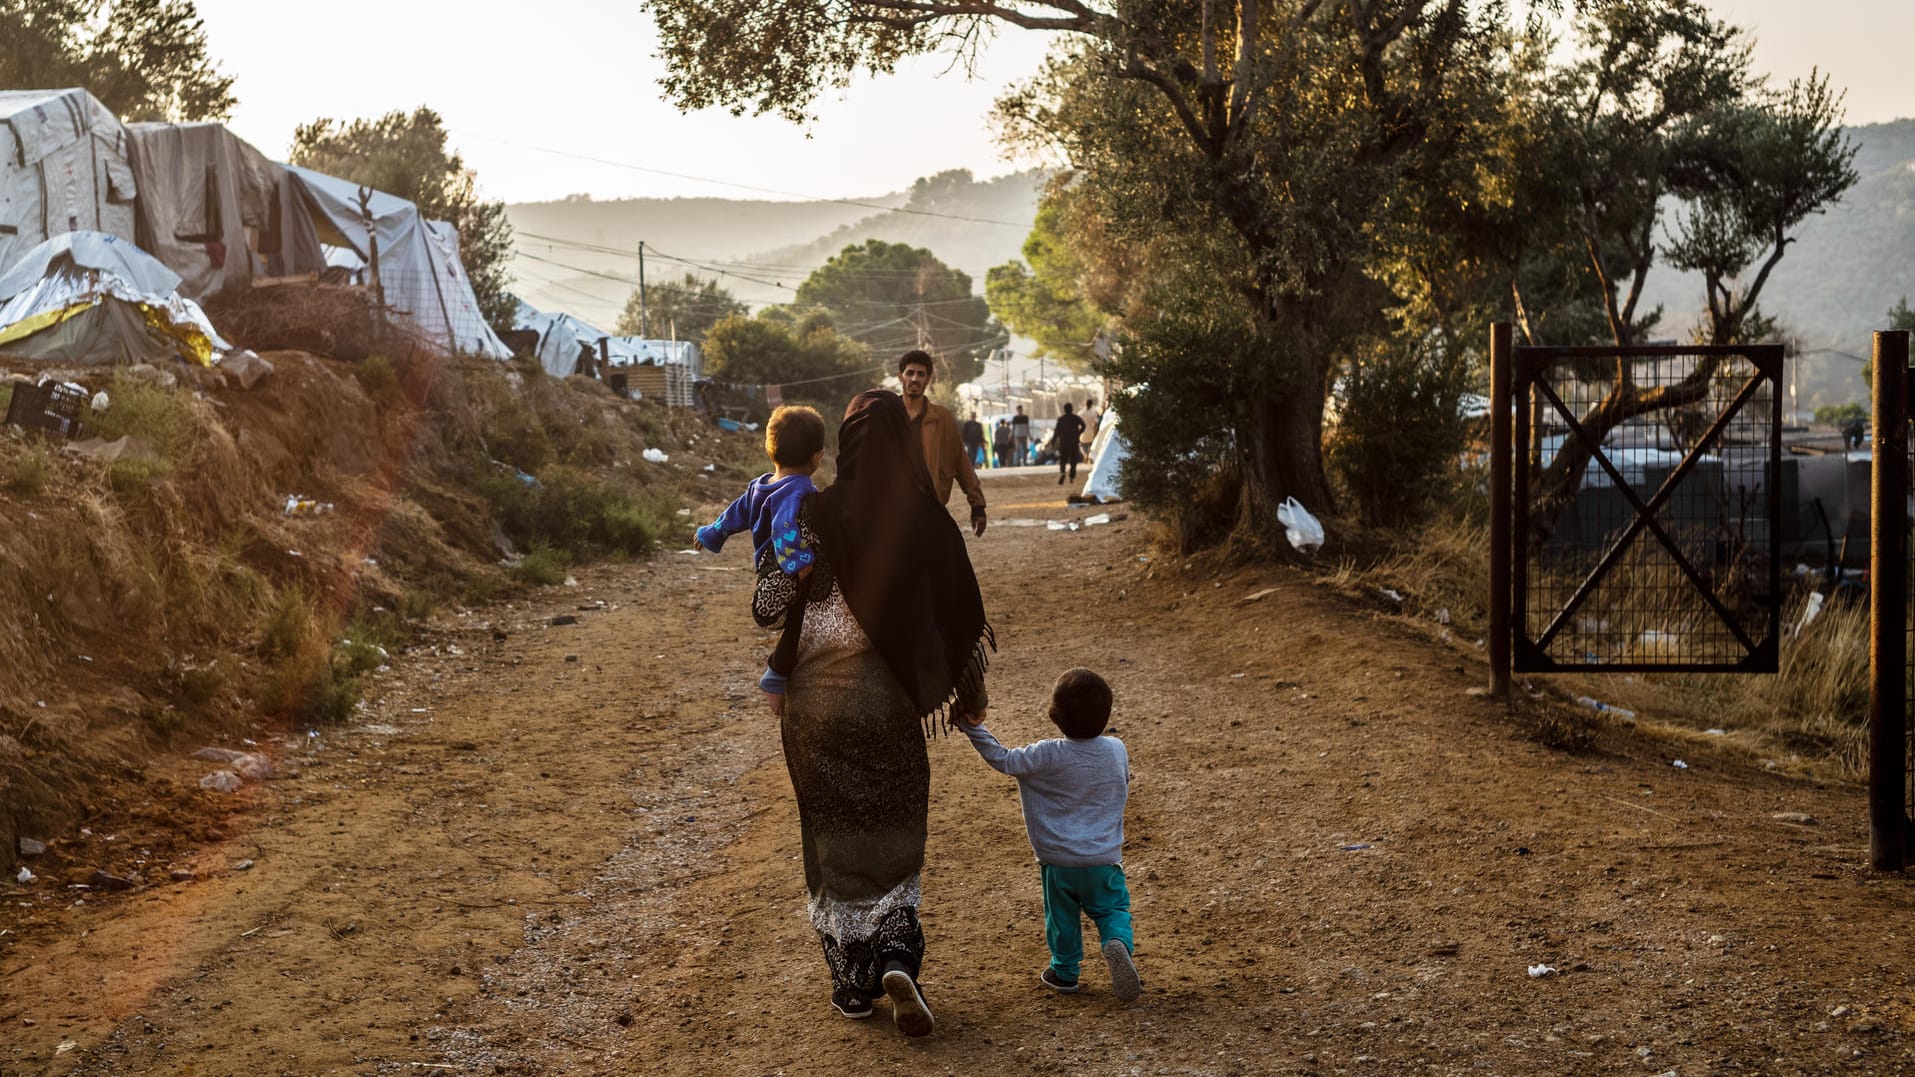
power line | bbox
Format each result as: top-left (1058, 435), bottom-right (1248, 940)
top-left (456, 129), bottom-right (1029, 228)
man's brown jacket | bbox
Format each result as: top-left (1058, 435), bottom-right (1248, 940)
top-left (914, 400), bottom-right (986, 515)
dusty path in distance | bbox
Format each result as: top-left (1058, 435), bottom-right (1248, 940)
top-left (3, 470), bottom-right (1911, 1075)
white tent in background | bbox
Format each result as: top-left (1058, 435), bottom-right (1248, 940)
top-left (0, 231), bottom-right (228, 366)
top-left (512, 300), bottom-right (615, 378)
top-left (284, 165), bottom-right (509, 359)
top-left (0, 89), bottom-right (138, 273)
top-left (1080, 404), bottom-right (1130, 503)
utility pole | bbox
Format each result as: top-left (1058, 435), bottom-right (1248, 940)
top-left (637, 241), bottom-right (649, 338)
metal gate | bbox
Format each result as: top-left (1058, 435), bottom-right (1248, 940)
top-left (1491, 329), bottom-right (1783, 675)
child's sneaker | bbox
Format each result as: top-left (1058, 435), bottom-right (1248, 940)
top-left (832, 987), bottom-right (873, 1019)
top-left (1039, 968), bottom-right (1081, 994)
top-left (1103, 939), bottom-right (1142, 1002)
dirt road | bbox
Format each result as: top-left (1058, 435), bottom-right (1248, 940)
top-left (2, 471), bottom-right (1911, 1075)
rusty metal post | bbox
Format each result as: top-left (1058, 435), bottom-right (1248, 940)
top-left (1868, 329), bottom-right (1909, 871)
top-left (1489, 323), bottom-right (1513, 699)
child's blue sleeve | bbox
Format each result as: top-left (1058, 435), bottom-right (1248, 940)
top-left (697, 489), bottom-right (757, 552)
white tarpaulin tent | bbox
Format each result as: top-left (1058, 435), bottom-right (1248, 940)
top-left (512, 300), bottom-right (614, 377)
top-left (0, 231), bottom-right (229, 365)
top-left (285, 165), bottom-right (508, 359)
top-left (0, 88), bottom-right (138, 275)
top-left (1080, 404), bottom-right (1130, 503)
top-left (127, 122), bottom-right (326, 299)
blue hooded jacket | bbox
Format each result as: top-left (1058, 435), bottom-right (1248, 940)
top-left (695, 472), bottom-right (817, 575)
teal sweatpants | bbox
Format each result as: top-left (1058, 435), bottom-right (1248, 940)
top-left (1040, 863), bottom-right (1133, 981)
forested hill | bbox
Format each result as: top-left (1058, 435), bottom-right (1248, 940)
top-left (504, 170), bottom-right (1044, 330)
top-left (1640, 118), bottom-right (1915, 406)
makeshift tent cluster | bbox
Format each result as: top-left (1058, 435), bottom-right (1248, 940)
top-left (287, 166), bottom-right (508, 360)
top-left (510, 298), bottom-right (704, 404)
top-left (0, 89), bottom-right (138, 271)
top-left (0, 231), bottom-right (228, 366)
top-left (0, 87), bottom-right (509, 364)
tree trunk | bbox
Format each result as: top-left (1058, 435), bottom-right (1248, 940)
top-left (1240, 372), bottom-right (1333, 542)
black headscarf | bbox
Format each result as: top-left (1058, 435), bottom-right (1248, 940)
top-left (808, 390), bottom-right (992, 721)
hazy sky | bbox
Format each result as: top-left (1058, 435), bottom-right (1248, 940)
top-left (193, 1), bottom-right (1911, 206)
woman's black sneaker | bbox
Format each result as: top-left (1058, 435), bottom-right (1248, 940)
top-left (832, 988), bottom-right (873, 1019)
top-left (1039, 968), bottom-right (1081, 994)
top-left (881, 967), bottom-right (935, 1037)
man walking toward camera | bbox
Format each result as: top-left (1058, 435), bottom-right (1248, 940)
top-left (897, 350), bottom-right (987, 536)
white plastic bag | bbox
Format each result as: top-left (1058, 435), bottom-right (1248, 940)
top-left (1276, 497), bottom-right (1324, 554)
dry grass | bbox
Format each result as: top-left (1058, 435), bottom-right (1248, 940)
top-left (1342, 504), bottom-right (1872, 777)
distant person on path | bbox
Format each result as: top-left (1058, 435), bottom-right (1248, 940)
top-left (897, 350), bottom-right (987, 536)
top-left (958, 668), bottom-right (1141, 1002)
top-left (1080, 398), bottom-right (1101, 461)
top-left (1011, 405), bottom-right (1031, 467)
top-left (754, 390), bottom-right (994, 1036)
top-left (992, 418), bottom-right (1013, 470)
top-left (1053, 402), bottom-right (1086, 486)
top-left (962, 411), bottom-right (987, 468)
top-left (692, 405), bottom-right (824, 577)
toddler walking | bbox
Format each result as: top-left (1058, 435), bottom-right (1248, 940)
top-left (960, 668), bottom-right (1141, 1001)
top-left (694, 405), bottom-right (824, 576)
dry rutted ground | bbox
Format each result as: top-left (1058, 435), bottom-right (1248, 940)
top-left (3, 471), bottom-right (1913, 1075)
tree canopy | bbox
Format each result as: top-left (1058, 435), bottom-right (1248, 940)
top-left (793, 239), bottom-right (1003, 386)
top-left (985, 191), bottom-right (1103, 369)
top-left (616, 273), bottom-right (748, 342)
top-left (0, 0), bottom-right (235, 121)
top-left (648, 0), bottom-right (1860, 543)
top-left (703, 308), bottom-right (877, 412)
top-left (289, 108), bottom-right (517, 330)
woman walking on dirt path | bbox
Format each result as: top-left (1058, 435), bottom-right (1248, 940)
top-left (753, 389), bottom-right (993, 1037)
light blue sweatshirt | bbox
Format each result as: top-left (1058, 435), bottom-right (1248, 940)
top-left (962, 724), bottom-right (1128, 867)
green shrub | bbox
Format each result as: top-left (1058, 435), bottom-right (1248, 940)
top-left (1, 441), bottom-right (54, 495)
top-left (1327, 337), bottom-right (1475, 527)
top-left (354, 355), bottom-right (400, 399)
top-left (473, 464), bottom-right (665, 559)
top-left (296, 665), bottom-right (361, 725)
top-left (89, 374), bottom-right (201, 466)
top-left (260, 587), bottom-right (317, 660)
top-left (512, 544), bottom-right (572, 586)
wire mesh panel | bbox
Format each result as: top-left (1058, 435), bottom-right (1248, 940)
top-left (1513, 344), bottom-right (1782, 673)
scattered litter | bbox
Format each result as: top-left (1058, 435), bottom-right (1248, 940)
top-left (1574, 696), bottom-right (1636, 720)
top-left (1083, 513), bottom-right (1111, 526)
top-left (1276, 496), bottom-right (1324, 555)
top-left (55, 1040), bottom-right (77, 1056)
top-left (1794, 591), bottom-right (1826, 635)
top-left (233, 859), bottom-right (254, 871)
top-left (703, 463), bottom-right (716, 472)
top-left (1230, 672), bottom-right (1246, 679)
top-left (1435, 608), bottom-right (1450, 625)
top-left (1671, 759), bottom-right (1689, 769)
top-left (679, 548), bottom-right (701, 555)
top-left (15, 867), bottom-right (34, 884)
top-left (1046, 520), bottom-right (1079, 532)
top-left (1527, 964), bottom-right (1557, 978)
top-left (1771, 812), bottom-right (1818, 825)
top-left (90, 390), bottom-right (109, 411)
top-left (997, 518), bottom-right (1048, 527)
top-left (283, 495), bottom-right (334, 516)
top-left (18, 837), bottom-right (46, 858)
top-left (1339, 844), bottom-right (1374, 851)
top-left (1379, 587), bottom-right (1404, 604)
top-left (1704, 728), bottom-right (1726, 736)
top-left (359, 724), bottom-right (402, 737)
top-left (676, 508), bottom-right (692, 516)
top-left (1240, 587), bottom-right (1278, 605)
top-left (199, 771), bottom-right (242, 793)
top-left (642, 448), bottom-right (670, 464)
